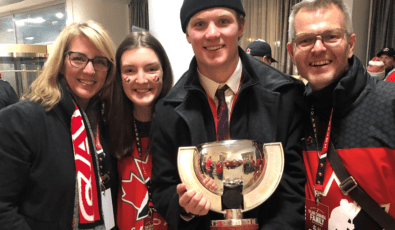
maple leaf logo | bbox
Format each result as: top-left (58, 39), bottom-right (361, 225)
top-left (121, 154), bottom-right (152, 221)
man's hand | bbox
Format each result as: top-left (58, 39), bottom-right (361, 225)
top-left (201, 176), bottom-right (218, 192)
top-left (177, 183), bottom-right (211, 216)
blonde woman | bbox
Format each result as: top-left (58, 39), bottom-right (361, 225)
top-left (0, 21), bottom-right (118, 230)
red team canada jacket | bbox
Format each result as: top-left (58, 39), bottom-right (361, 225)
top-left (117, 120), bottom-right (172, 230)
top-left (303, 56), bottom-right (395, 230)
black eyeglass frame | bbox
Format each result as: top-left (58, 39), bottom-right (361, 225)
top-left (64, 51), bottom-right (111, 72)
top-left (292, 28), bottom-right (350, 50)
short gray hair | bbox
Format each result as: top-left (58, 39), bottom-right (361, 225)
top-left (288, 0), bottom-right (353, 43)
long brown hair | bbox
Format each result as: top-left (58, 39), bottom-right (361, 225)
top-left (106, 32), bottom-right (173, 159)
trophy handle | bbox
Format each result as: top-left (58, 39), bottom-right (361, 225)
top-left (243, 142), bottom-right (284, 211)
top-left (178, 147), bottom-right (223, 213)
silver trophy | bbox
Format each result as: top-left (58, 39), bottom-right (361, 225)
top-left (178, 140), bottom-right (284, 230)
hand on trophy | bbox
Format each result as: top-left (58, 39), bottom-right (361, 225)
top-left (177, 183), bottom-right (211, 216)
top-left (202, 175), bottom-right (218, 192)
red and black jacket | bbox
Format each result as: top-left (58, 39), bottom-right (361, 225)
top-left (303, 56), bottom-right (395, 229)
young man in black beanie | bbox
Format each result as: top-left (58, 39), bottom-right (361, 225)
top-left (150, 0), bottom-right (306, 229)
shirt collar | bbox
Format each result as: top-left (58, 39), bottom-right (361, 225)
top-left (198, 58), bottom-right (242, 100)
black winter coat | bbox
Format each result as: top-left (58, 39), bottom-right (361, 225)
top-left (0, 84), bottom-right (117, 230)
top-left (0, 80), bottom-right (19, 110)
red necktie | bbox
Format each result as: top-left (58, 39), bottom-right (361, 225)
top-left (215, 85), bottom-right (230, 141)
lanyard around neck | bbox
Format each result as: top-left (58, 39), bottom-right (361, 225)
top-left (94, 124), bottom-right (102, 151)
top-left (310, 106), bottom-right (333, 202)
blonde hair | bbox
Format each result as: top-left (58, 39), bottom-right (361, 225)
top-left (24, 21), bottom-right (116, 111)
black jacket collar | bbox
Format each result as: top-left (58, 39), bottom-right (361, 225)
top-left (305, 56), bottom-right (370, 117)
top-left (53, 76), bottom-right (100, 130)
top-left (52, 78), bottom-right (77, 130)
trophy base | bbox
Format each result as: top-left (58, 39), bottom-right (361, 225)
top-left (211, 209), bottom-right (259, 230)
top-left (211, 218), bottom-right (258, 230)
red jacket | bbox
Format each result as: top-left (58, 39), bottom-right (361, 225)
top-left (303, 56), bottom-right (395, 229)
top-left (385, 69), bottom-right (395, 82)
top-left (216, 162), bottom-right (223, 174)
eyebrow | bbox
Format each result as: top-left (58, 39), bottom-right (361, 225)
top-left (190, 12), bottom-right (233, 22)
top-left (69, 51), bottom-right (107, 59)
top-left (217, 13), bottom-right (233, 18)
top-left (121, 62), bottom-right (161, 68)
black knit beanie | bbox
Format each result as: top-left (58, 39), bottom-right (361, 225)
top-left (180, 0), bottom-right (245, 33)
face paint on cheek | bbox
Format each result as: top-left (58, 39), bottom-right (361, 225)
top-left (153, 75), bottom-right (160, 82)
top-left (124, 77), bottom-right (130, 83)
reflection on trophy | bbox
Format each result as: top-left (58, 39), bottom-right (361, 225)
top-left (178, 140), bottom-right (284, 230)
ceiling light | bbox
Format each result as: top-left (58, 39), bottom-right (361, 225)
top-left (25, 37), bottom-right (34, 40)
top-left (55, 12), bottom-right (64, 19)
top-left (15, 20), bottom-right (25, 26)
top-left (15, 17), bottom-right (46, 26)
top-left (29, 17), bottom-right (46, 23)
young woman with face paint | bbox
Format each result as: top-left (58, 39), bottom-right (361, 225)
top-left (105, 32), bottom-right (174, 230)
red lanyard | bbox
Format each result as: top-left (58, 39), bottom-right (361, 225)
top-left (133, 119), bottom-right (154, 210)
top-left (310, 106), bottom-right (333, 203)
top-left (94, 124), bottom-right (102, 151)
top-left (92, 123), bottom-right (109, 190)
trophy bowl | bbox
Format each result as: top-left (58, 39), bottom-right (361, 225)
top-left (177, 140), bottom-right (284, 229)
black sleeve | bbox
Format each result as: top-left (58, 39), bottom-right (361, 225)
top-left (258, 83), bottom-right (306, 230)
top-left (0, 81), bottom-right (19, 110)
top-left (0, 105), bottom-right (34, 230)
top-left (150, 101), bottom-right (211, 230)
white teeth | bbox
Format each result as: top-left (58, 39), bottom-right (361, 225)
top-left (135, 89), bottom-right (150, 93)
top-left (206, 45), bottom-right (223, 51)
top-left (311, 60), bottom-right (330, 66)
top-left (79, 80), bottom-right (94, 85)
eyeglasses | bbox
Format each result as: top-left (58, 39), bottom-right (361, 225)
top-left (292, 28), bottom-right (349, 50)
top-left (65, 51), bottom-right (110, 72)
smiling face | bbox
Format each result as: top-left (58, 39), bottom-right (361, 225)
top-left (120, 47), bottom-right (163, 112)
top-left (287, 4), bottom-right (356, 91)
top-left (186, 7), bottom-right (244, 80)
top-left (63, 35), bottom-right (108, 108)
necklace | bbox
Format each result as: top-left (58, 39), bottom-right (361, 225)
top-left (132, 119), bottom-right (150, 187)
top-left (133, 119), bottom-right (143, 157)
top-left (133, 119), bottom-right (156, 223)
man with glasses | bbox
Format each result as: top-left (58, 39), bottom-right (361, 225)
top-left (287, 0), bottom-right (395, 229)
